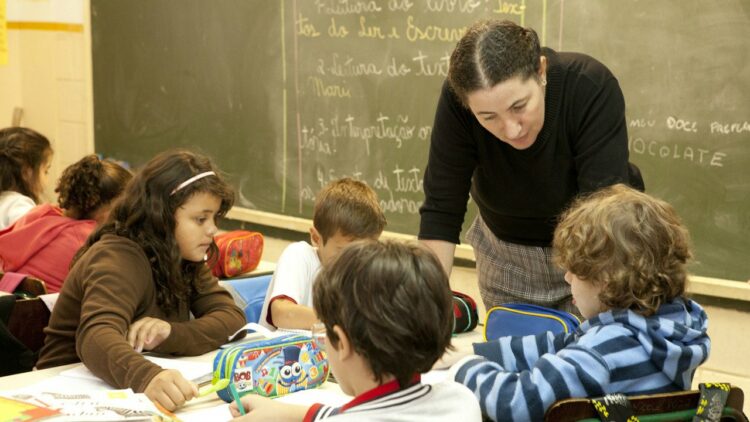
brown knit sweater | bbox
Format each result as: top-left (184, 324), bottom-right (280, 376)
top-left (36, 234), bottom-right (246, 392)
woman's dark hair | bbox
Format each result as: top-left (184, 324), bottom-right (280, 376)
top-left (448, 19), bottom-right (541, 105)
top-left (76, 149), bottom-right (234, 313)
top-left (0, 127), bottom-right (53, 202)
top-left (56, 155), bottom-right (133, 220)
top-left (313, 240), bottom-right (454, 387)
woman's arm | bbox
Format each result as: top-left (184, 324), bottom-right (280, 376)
top-left (419, 82), bottom-right (478, 246)
top-left (420, 239), bottom-right (456, 277)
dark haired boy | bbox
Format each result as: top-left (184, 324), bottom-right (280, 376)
top-left (232, 240), bottom-right (481, 421)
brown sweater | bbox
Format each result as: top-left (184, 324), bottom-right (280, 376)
top-left (36, 234), bottom-right (246, 392)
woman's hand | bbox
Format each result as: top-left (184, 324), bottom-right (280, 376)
top-left (127, 317), bottom-right (171, 352)
top-left (230, 395), bottom-right (308, 421)
top-left (144, 369), bottom-right (198, 412)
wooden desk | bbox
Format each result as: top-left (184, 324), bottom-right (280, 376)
top-left (0, 329), bottom-right (484, 421)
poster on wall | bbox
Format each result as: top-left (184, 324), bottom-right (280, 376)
top-left (6, 0), bottom-right (83, 25)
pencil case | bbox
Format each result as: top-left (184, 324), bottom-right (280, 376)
top-left (212, 230), bottom-right (264, 278)
top-left (484, 303), bottom-right (581, 341)
top-left (212, 334), bottom-right (329, 402)
top-left (452, 291), bottom-right (479, 333)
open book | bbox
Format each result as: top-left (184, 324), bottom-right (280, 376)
top-left (0, 389), bottom-right (178, 421)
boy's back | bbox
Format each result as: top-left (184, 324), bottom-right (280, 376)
top-left (307, 380), bottom-right (479, 421)
top-left (258, 241), bottom-right (320, 328)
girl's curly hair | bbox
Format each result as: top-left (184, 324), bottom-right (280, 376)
top-left (56, 155), bottom-right (132, 219)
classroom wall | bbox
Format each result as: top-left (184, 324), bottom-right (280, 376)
top-left (0, 0), bottom-right (93, 201)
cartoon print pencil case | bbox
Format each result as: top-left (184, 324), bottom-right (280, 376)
top-left (484, 303), bottom-right (581, 341)
top-left (212, 230), bottom-right (264, 278)
top-left (212, 334), bottom-right (329, 402)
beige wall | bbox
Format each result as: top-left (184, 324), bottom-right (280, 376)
top-left (693, 301), bottom-right (750, 414)
top-left (1, 10), bottom-right (93, 202)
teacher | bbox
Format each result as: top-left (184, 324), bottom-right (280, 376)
top-left (419, 20), bottom-right (644, 313)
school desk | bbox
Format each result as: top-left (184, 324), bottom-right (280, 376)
top-left (0, 328), bottom-right (483, 421)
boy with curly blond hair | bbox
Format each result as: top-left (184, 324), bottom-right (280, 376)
top-left (448, 184), bottom-right (710, 422)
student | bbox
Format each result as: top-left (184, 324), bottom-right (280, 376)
top-left (36, 150), bottom-right (246, 411)
top-left (231, 240), bottom-right (482, 421)
top-left (0, 127), bottom-right (53, 229)
top-left (258, 178), bottom-right (386, 330)
top-left (446, 184), bottom-right (710, 422)
top-left (0, 155), bottom-right (132, 293)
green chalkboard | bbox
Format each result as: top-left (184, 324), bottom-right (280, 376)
top-left (91, 0), bottom-right (749, 281)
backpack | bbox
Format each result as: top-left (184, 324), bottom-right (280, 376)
top-left (452, 291), bottom-right (479, 334)
top-left (484, 303), bottom-right (580, 341)
top-left (212, 231), bottom-right (264, 278)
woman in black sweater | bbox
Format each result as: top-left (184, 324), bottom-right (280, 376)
top-left (419, 20), bottom-right (643, 313)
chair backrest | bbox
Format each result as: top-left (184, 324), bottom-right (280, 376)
top-left (0, 272), bottom-right (52, 362)
top-left (544, 387), bottom-right (747, 422)
top-left (0, 271), bottom-right (48, 297)
top-left (220, 274), bottom-right (273, 324)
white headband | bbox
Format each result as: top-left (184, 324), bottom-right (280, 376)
top-left (170, 171), bottom-right (215, 195)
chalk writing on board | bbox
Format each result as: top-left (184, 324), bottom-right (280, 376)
top-left (710, 121), bottom-right (750, 135)
top-left (628, 138), bottom-right (726, 167)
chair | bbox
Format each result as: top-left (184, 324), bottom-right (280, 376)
top-left (219, 274), bottom-right (273, 324)
top-left (0, 272), bottom-right (51, 376)
top-left (544, 387), bottom-right (748, 422)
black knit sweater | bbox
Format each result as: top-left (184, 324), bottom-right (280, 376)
top-left (419, 48), bottom-right (642, 246)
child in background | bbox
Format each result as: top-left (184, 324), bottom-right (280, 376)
top-left (36, 150), bottom-right (246, 411)
top-left (447, 184), bottom-right (710, 422)
top-left (258, 178), bottom-right (386, 330)
top-left (0, 155), bottom-right (132, 292)
top-left (0, 127), bottom-right (53, 229)
top-left (231, 240), bottom-right (481, 421)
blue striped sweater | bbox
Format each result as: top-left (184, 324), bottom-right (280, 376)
top-left (452, 298), bottom-right (710, 422)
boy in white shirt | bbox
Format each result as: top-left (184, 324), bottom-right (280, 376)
top-left (232, 240), bottom-right (481, 421)
top-left (258, 178), bottom-right (386, 330)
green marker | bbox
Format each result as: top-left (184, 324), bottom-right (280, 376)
top-left (198, 378), bottom-right (230, 397)
top-left (229, 382), bottom-right (246, 416)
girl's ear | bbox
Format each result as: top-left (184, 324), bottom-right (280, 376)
top-left (22, 166), bottom-right (34, 186)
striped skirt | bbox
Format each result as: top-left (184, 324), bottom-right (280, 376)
top-left (466, 214), bottom-right (578, 315)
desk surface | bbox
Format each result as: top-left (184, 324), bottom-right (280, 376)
top-left (0, 329), bottom-right (483, 421)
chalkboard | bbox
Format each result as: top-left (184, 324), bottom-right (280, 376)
top-left (91, 0), bottom-right (750, 281)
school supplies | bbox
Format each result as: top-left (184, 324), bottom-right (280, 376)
top-left (0, 389), bottom-right (178, 421)
top-left (483, 303), bottom-right (581, 341)
top-left (212, 231), bottom-right (264, 278)
top-left (452, 291), bottom-right (479, 334)
top-left (212, 334), bottom-right (329, 402)
top-left (229, 382), bottom-right (245, 416)
top-left (197, 378), bottom-right (230, 397)
top-left (0, 395), bottom-right (61, 421)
